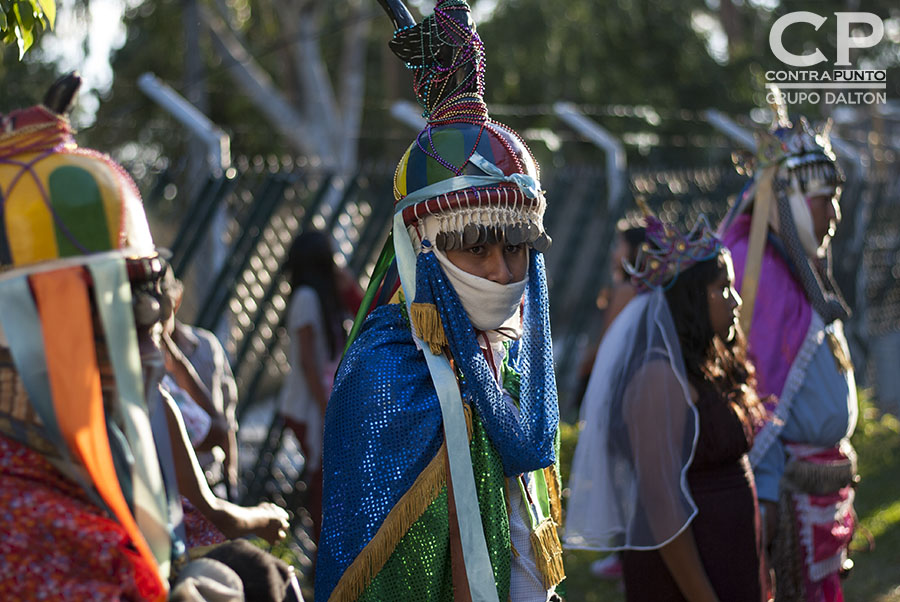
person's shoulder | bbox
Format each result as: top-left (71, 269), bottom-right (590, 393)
top-left (185, 324), bottom-right (224, 350)
top-left (332, 305), bottom-right (432, 401)
top-left (327, 303), bottom-right (441, 434)
top-left (339, 305), bottom-right (417, 370)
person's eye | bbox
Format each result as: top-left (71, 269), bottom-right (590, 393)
top-left (467, 245), bottom-right (485, 256)
top-left (505, 244), bottom-right (525, 255)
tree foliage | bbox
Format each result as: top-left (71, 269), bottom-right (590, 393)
top-left (23, 0), bottom-right (900, 177)
top-left (474, 0), bottom-right (899, 166)
top-left (474, 0), bottom-right (755, 166)
top-left (1, 0), bottom-right (54, 58)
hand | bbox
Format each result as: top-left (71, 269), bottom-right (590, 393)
top-left (244, 502), bottom-right (291, 544)
top-left (216, 501), bottom-right (291, 544)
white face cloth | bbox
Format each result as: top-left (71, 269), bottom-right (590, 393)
top-left (433, 248), bottom-right (528, 332)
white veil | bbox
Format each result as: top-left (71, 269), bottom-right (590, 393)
top-left (564, 289), bottom-right (699, 550)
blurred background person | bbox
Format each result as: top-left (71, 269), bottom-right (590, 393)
top-left (566, 211), bottom-right (766, 602)
top-left (277, 229), bottom-right (354, 544)
top-left (159, 266), bottom-right (240, 499)
top-left (719, 100), bottom-right (857, 602)
top-left (574, 221), bottom-right (646, 581)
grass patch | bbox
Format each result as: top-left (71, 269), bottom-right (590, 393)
top-left (843, 398), bottom-right (900, 601)
top-left (558, 395), bottom-right (900, 601)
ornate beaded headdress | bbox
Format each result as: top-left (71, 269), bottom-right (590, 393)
top-left (719, 86), bottom-right (849, 327)
top-left (383, 0), bottom-right (551, 252)
top-left (626, 200), bottom-right (723, 292)
top-left (731, 87), bottom-right (843, 201)
top-left (0, 86), bottom-right (156, 270)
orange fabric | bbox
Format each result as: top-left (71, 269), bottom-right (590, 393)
top-left (30, 267), bottom-right (166, 600)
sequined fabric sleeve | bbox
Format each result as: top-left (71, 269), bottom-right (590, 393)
top-left (315, 304), bottom-right (447, 599)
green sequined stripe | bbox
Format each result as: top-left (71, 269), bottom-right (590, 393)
top-left (358, 408), bottom-right (511, 601)
top-left (471, 405), bottom-right (512, 601)
top-left (359, 489), bottom-right (453, 600)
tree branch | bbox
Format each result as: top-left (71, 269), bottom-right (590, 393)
top-left (198, 2), bottom-right (327, 162)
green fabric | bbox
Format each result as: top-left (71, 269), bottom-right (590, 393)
top-left (358, 409), bottom-right (511, 601)
top-left (533, 467), bottom-right (551, 522)
top-left (359, 489), bottom-right (453, 600)
top-left (48, 166), bottom-right (112, 256)
top-left (425, 129), bottom-right (466, 184)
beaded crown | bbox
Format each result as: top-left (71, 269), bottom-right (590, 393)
top-left (381, 0), bottom-right (551, 252)
top-left (625, 203), bottom-right (724, 292)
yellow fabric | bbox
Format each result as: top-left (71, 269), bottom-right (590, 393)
top-left (393, 145), bottom-right (412, 200)
top-left (739, 164), bottom-right (777, 335)
top-left (1, 156), bottom-right (59, 265)
top-left (0, 152), bottom-right (124, 267)
top-left (545, 464), bottom-right (562, 525)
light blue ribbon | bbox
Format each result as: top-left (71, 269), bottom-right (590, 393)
top-left (467, 152), bottom-right (541, 199)
top-left (392, 211), bottom-right (500, 602)
top-left (0, 272), bottom-right (108, 512)
top-left (394, 152), bottom-right (540, 215)
top-left (88, 257), bottom-right (176, 577)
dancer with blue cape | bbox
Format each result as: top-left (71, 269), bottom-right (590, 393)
top-left (315, 1), bottom-right (564, 600)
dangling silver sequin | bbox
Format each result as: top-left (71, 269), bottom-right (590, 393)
top-left (507, 223), bottom-right (524, 246)
top-left (463, 223), bottom-right (480, 245)
top-left (475, 225), bottom-right (488, 245)
top-left (533, 232), bottom-right (552, 252)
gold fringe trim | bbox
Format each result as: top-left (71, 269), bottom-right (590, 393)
top-left (410, 302), bottom-right (447, 355)
top-left (545, 464), bottom-right (562, 526)
top-left (329, 443), bottom-right (449, 602)
top-left (529, 518), bottom-right (566, 589)
top-left (463, 402), bottom-right (473, 441)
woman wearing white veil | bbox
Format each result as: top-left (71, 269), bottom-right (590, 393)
top-left (565, 212), bottom-right (766, 602)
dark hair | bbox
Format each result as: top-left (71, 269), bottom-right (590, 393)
top-left (285, 230), bottom-right (344, 356)
top-left (202, 539), bottom-right (292, 602)
top-left (664, 251), bottom-right (764, 426)
top-left (620, 226), bottom-right (647, 262)
top-left (613, 225), bottom-right (646, 281)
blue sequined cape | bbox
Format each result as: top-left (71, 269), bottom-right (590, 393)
top-left (314, 303), bottom-right (513, 601)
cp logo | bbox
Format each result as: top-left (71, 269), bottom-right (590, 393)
top-left (770, 12), bottom-right (884, 67)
